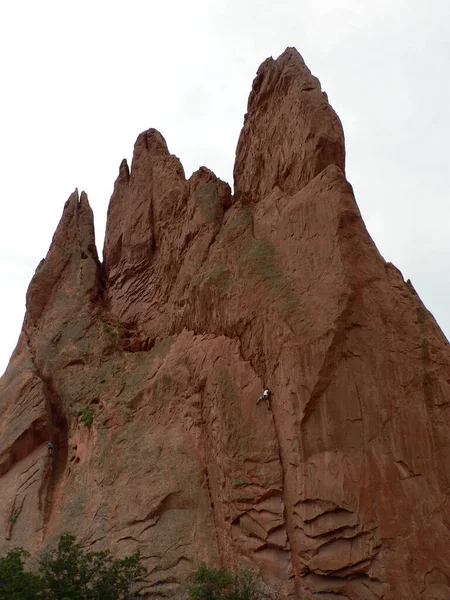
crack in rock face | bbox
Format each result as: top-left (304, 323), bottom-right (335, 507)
top-left (1, 47), bottom-right (450, 600)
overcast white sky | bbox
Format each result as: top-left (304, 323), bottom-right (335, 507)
top-left (1, 0), bottom-right (449, 375)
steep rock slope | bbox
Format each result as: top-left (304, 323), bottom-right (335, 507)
top-left (1, 48), bottom-right (450, 600)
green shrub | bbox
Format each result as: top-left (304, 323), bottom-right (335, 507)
top-left (77, 407), bottom-right (94, 427)
top-left (190, 563), bottom-right (233, 600)
top-left (9, 507), bottom-right (20, 524)
top-left (0, 548), bottom-right (43, 600)
top-left (189, 563), bottom-right (277, 600)
top-left (0, 534), bottom-right (146, 599)
top-left (39, 534), bottom-right (145, 599)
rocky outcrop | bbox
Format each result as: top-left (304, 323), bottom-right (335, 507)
top-left (1, 47), bottom-right (450, 600)
top-left (234, 48), bottom-right (345, 204)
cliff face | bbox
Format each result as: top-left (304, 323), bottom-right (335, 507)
top-left (1, 48), bottom-right (450, 600)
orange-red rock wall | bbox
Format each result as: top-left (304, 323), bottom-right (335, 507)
top-left (1, 48), bottom-right (450, 600)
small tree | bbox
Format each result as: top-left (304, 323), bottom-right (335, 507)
top-left (0, 534), bottom-right (146, 600)
top-left (190, 563), bottom-right (233, 600)
top-left (0, 548), bottom-right (43, 600)
top-left (189, 563), bottom-right (277, 600)
top-left (39, 534), bottom-right (146, 599)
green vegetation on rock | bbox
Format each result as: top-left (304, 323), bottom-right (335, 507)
top-left (0, 534), bottom-right (146, 599)
top-left (77, 407), bottom-right (94, 427)
top-left (189, 563), bottom-right (279, 600)
top-left (194, 181), bottom-right (222, 223)
top-left (0, 548), bottom-right (42, 600)
top-left (238, 236), bottom-right (300, 316)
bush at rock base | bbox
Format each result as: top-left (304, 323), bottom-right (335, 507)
top-left (0, 534), bottom-right (146, 599)
top-left (189, 563), bottom-right (281, 600)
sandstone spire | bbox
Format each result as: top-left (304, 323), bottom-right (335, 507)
top-left (1, 49), bottom-right (449, 600)
top-left (234, 47), bottom-right (345, 203)
top-left (26, 188), bottom-right (101, 328)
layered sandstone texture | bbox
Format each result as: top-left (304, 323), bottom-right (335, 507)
top-left (1, 48), bottom-right (450, 600)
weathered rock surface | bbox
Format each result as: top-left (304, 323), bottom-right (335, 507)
top-left (1, 47), bottom-right (450, 600)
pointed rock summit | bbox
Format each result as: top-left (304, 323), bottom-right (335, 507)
top-left (25, 189), bottom-right (101, 328)
top-left (1, 49), bottom-right (450, 600)
top-left (234, 47), bottom-right (345, 203)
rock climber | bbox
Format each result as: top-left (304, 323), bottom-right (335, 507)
top-left (47, 441), bottom-right (54, 455)
top-left (257, 387), bottom-right (271, 408)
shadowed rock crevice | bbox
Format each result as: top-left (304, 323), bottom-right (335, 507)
top-left (197, 383), bottom-right (223, 563)
top-left (0, 418), bottom-right (49, 478)
top-left (38, 378), bottom-right (69, 534)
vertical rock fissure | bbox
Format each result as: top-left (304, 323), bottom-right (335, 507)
top-left (198, 380), bottom-right (223, 563)
top-left (6, 496), bottom-right (25, 541)
top-left (38, 378), bottom-right (69, 536)
top-left (237, 331), bottom-right (295, 591)
top-left (268, 401), bottom-right (296, 592)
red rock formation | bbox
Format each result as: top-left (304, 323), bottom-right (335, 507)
top-left (1, 47), bottom-right (450, 600)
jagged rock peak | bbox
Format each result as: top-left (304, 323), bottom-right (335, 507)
top-left (234, 46), bottom-right (345, 204)
top-left (117, 158), bottom-right (130, 184)
top-left (25, 189), bottom-right (100, 327)
top-left (103, 127), bottom-right (187, 278)
top-left (49, 188), bottom-right (97, 257)
top-left (56, 188), bottom-right (92, 232)
top-left (133, 128), bottom-right (170, 161)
